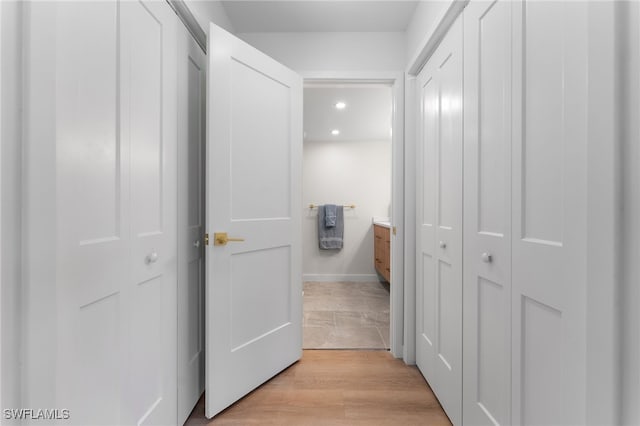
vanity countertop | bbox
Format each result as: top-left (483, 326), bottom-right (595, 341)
top-left (372, 218), bottom-right (391, 229)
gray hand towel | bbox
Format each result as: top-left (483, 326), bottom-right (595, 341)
top-left (318, 205), bottom-right (344, 250)
top-left (324, 204), bottom-right (337, 228)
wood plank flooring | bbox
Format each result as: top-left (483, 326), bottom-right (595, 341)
top-left (185, 350), bottom-right (452, 426)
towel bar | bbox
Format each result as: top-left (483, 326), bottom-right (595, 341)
top-left (308, 204), bottom-right (356, 209)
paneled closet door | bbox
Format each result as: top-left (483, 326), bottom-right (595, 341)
top-left (120, 2), bottom-right (178, 424)
top-left (177, 24), bottom-right (206, 425)
top-left (51, 1), bottom-right (178, 424)
top-left (462, 1), bottom-right (513, 425)
top-left (416, 16), bottom-right (463, 426)
top-left (54, 3), bottom-right (131, 423)
top-left (511, 2), bottom-right (588, 425)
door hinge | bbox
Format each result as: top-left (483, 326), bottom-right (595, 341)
top-left (204, 233), bottom-right (209, 246)
top-left (392, 226), bottom-right (397, 236)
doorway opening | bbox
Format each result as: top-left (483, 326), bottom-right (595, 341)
top-left (301, 81), bottom-right (397, 351)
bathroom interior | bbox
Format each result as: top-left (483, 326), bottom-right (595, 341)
top-left (301, 83), bottom-right (393, 350)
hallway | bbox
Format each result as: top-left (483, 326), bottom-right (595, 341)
top-left (1, 1), bottom-right (633, 424)
top-left (185, 350), bottom-right (451, 425)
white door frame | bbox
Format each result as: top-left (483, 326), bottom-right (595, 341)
top-left (300, 71), bottom-right (405, 359)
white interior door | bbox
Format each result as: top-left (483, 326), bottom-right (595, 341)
top-left (117, 2), bottom-right (178, 424)
top-left (462, 1), bottom-right (512, 425)
top-left (177, 24), bottom-right (206, 425)
top-left (511, 2), bottom-right (588, 424)
top-left (415, 16), bottom-right (463, 426)
top-left (39, 1), bottom-right (178, 424)
top-left (205, 23), bottom-right (303, 418)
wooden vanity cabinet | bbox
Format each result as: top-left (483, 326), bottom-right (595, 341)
top-left (373, 224), bottom-right (391, 283)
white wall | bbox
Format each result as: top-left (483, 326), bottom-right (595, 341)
top-left (303, 139), bottom-right (391, 281)
top-left (237, 32), bottom-right (405, 72)
top-left (1, 1), bottom-right (22, 419)
top-left (183, 0), bottom-right (234, 34)
top-left (405, 0), bottom-right (454, 69)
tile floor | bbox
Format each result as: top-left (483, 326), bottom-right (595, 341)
top-left (303, 281), bottom-right (390, 350)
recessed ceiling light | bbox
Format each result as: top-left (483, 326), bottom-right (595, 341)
top-left (331, 129), bottom-right (340, 136)
top-left (335, 101), bottom-right (346, 110)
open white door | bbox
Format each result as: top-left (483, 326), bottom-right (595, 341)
top-left (205, 23), bottom-right (303, 418)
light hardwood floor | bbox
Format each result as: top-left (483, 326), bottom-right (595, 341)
top-left (185, 350), bottom-right (452, 426)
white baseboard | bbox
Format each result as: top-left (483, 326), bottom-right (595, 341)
top-left (302, 274), bottom-right (380, 283)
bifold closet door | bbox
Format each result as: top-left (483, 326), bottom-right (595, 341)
top-left (462, 1), bottom-right (591, 424)
top-left (120, 3), bottom-right (178, 422)
top-left (177, 23), bottom-right (206, 425)
top-left (416, 16), bottom-right (463, 426)
top-left (511, 2), bottom-right (589, 424)
top-left (25, 1), bottom-right (178, 424)
top-left (462, 1), bottom-right (513, 425)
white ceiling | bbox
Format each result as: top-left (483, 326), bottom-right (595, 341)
top-left (220, 1), bottom-right (420, 33)
top-left (303, 85), bottom-right (392, 142)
